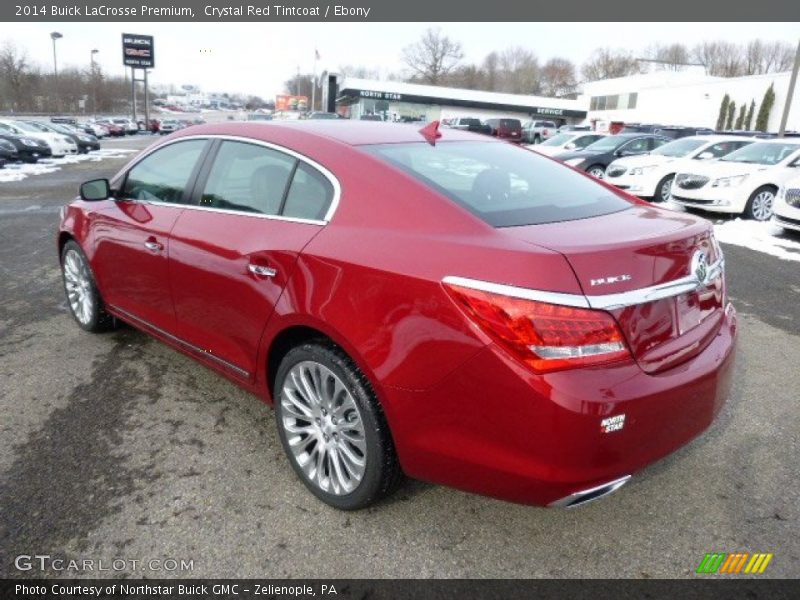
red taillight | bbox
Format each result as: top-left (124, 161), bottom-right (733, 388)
top-left (444, 283), bottom-right (630, 373)
top-left (543, 128), bottom-right (549, 136)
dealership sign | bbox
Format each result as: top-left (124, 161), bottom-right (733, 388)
top-left (359, 90), bottom-right (402, 101)
top-left (531, 107), bottom-right (566, 117)
top-left (122, 33), bottom-right (155, 68)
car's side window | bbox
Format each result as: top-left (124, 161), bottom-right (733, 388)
top-left (200, 141), bottom-right (296, 215)
top-left (620, 138), bottom-right (650, 153)
top-left (122, 140), bottom-right (207, 204)
top-left (648, 137), bottom-right (667, 150)
top-left (282, 162), bottom-right (335, 221)
top-left (576, 135), bottom-right (600, 148)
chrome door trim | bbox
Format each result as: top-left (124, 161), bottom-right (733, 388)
top-left (443, 257), bottom-right (724, 311)
top-left (109, 304), bottom-right (250, 379)
top-left (114, 133), bottom-right (342, 225)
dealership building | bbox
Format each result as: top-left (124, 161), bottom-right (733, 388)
top-left (323, 76), bottom-right (587, 124)
top-left (321, 67), bottom-right (799, 132)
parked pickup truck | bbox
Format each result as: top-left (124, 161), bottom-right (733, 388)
top-left (446, 117), bottom-right (492, 135)
top-left (522, 120), bottom-right (557, 144)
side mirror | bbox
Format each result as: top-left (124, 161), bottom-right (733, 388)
top-left (80, 178), bottom-right (111, 201)
top-left (697, 152), bottom-right (714, 160)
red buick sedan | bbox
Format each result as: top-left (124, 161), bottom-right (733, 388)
top-left (58, 121), bottom-right (737, 510)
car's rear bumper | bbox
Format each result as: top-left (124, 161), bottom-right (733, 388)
top-left (384, 303), bottom-right (737, 506)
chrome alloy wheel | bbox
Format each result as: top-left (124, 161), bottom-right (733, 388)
top-left (63, 249), bottom-right (95, 325)
top-left (751, 190), bottom-right (774, 221)
top-left (588, 166), bottom-right (605, 179)
top-left (281, 361), bottom-right (367, 495)
top-left (660, 178), bottom-right (673, 200)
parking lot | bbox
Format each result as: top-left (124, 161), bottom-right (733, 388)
top-left (0, 134), bottom-right (798, 579)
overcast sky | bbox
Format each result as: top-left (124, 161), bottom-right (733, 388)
top-left (1, 22), bottom-right (797, 98)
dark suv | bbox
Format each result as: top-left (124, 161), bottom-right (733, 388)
top-left (484, 118), bottom-right (523, 142)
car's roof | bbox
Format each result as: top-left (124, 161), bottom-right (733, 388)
top-left (180, 120), bottom-right (499, 146)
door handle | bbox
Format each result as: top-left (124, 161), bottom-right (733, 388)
top-left (248, 264), bottom-right (277, 278)
top-left (144, 240), bottom-right (163, 252)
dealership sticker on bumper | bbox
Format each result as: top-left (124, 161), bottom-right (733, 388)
top-left (601, 414), bottom-right (626, 433)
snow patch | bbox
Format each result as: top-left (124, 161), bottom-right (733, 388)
top-left (0, 148), bottom-right (136, 183)
top-left (713, 219), bottom-right (800, 263)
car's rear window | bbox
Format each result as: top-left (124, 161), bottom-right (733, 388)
top-left (364, 141), bottom-right (631, 227)
top-left (500, 119), bottom-right (521, 129)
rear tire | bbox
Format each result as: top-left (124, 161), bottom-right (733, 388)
top-left (654, 174), bottom-right (675, 203)
top-left (274, 341), bottom-right (402, 510)
top-left (60, 240), bottom-right (115, 332)
top-left (533, 134), bottom-right (541, 144)
top-left (745, 186), bottom-right (776, 221)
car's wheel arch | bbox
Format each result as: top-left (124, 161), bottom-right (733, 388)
top-left (262, 318), bottom-right (385, 412)
top-left (58, 231), bottom-right (75, 261)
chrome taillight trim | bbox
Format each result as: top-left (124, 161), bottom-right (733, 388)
top-left (443, 256), bottom-right (724, 311)
top-left (442, 276), bottom-right (591, 308)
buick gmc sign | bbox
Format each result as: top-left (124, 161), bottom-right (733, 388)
top-left (122, 33), bottom-right (155, 68)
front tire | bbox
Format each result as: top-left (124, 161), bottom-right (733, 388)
top-left (654, 174), bottom-right (675, 202)
top-left (274, 341), bottom-right (402, 510)
top-left (61, 240), bottom-right (114, 332)
top-left (587, 164), bottom-right (606, 179)
top-left (745, 186), bottom-right (776, 221)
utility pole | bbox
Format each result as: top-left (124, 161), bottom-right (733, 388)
top-left (778, 38), bottom-right (800, 137)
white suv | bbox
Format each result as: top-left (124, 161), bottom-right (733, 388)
top-left (605, 135), bottom-right (755, 202)
top-left (670, 139), bottom-right (800, 221)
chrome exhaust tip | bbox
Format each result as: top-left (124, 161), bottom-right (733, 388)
top-left (548, 475), bottom-right (631, 508)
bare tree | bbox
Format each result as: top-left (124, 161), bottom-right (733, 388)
top-left (540, 57), bottom-right (577, 97)
top-left (0, 42), bottom-right (31, 110)
top-left (581, 48), bottom-right (644, 81)
top-left (401, 28), bottom-right (464, 85)
top-left (744, 40), bottom-right (795, 75)
top-left (482, 52), bottom-right (500, 91)
top-left (497, 46), bottom-right (540, 94)
top-left (644, 43), bottom-right (692, 71)
top-left (692, 40), bottom-right (743, 76)
top-left (446, 64), bottom-right (487, 90)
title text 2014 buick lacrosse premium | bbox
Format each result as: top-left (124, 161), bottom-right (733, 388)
top-left (58, 121), bottom-right (737, 510)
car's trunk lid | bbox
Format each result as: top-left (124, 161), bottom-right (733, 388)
top-left (503, 205), bottom-right (725, 373)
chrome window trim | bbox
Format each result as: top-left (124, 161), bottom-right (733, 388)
top-left (443, 257), bottom-right (724, 311)
top-left (116, 133), bottom-right (341, 225)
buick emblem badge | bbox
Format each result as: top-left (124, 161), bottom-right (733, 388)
top-left (692, 251), bottom-right (709, 285)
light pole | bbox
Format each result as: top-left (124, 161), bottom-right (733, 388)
top-left (50, 32), bottom-right (63, 113)
top-left (91, 49), bottom-right (99, 118)
top-left (50, 32), bottom-right (62, 77)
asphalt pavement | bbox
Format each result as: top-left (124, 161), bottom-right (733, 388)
top-left (0, 135), bottom-right (798, 578)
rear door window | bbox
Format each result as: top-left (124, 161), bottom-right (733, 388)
top-left (199, 141), bottom-right (296, 214)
